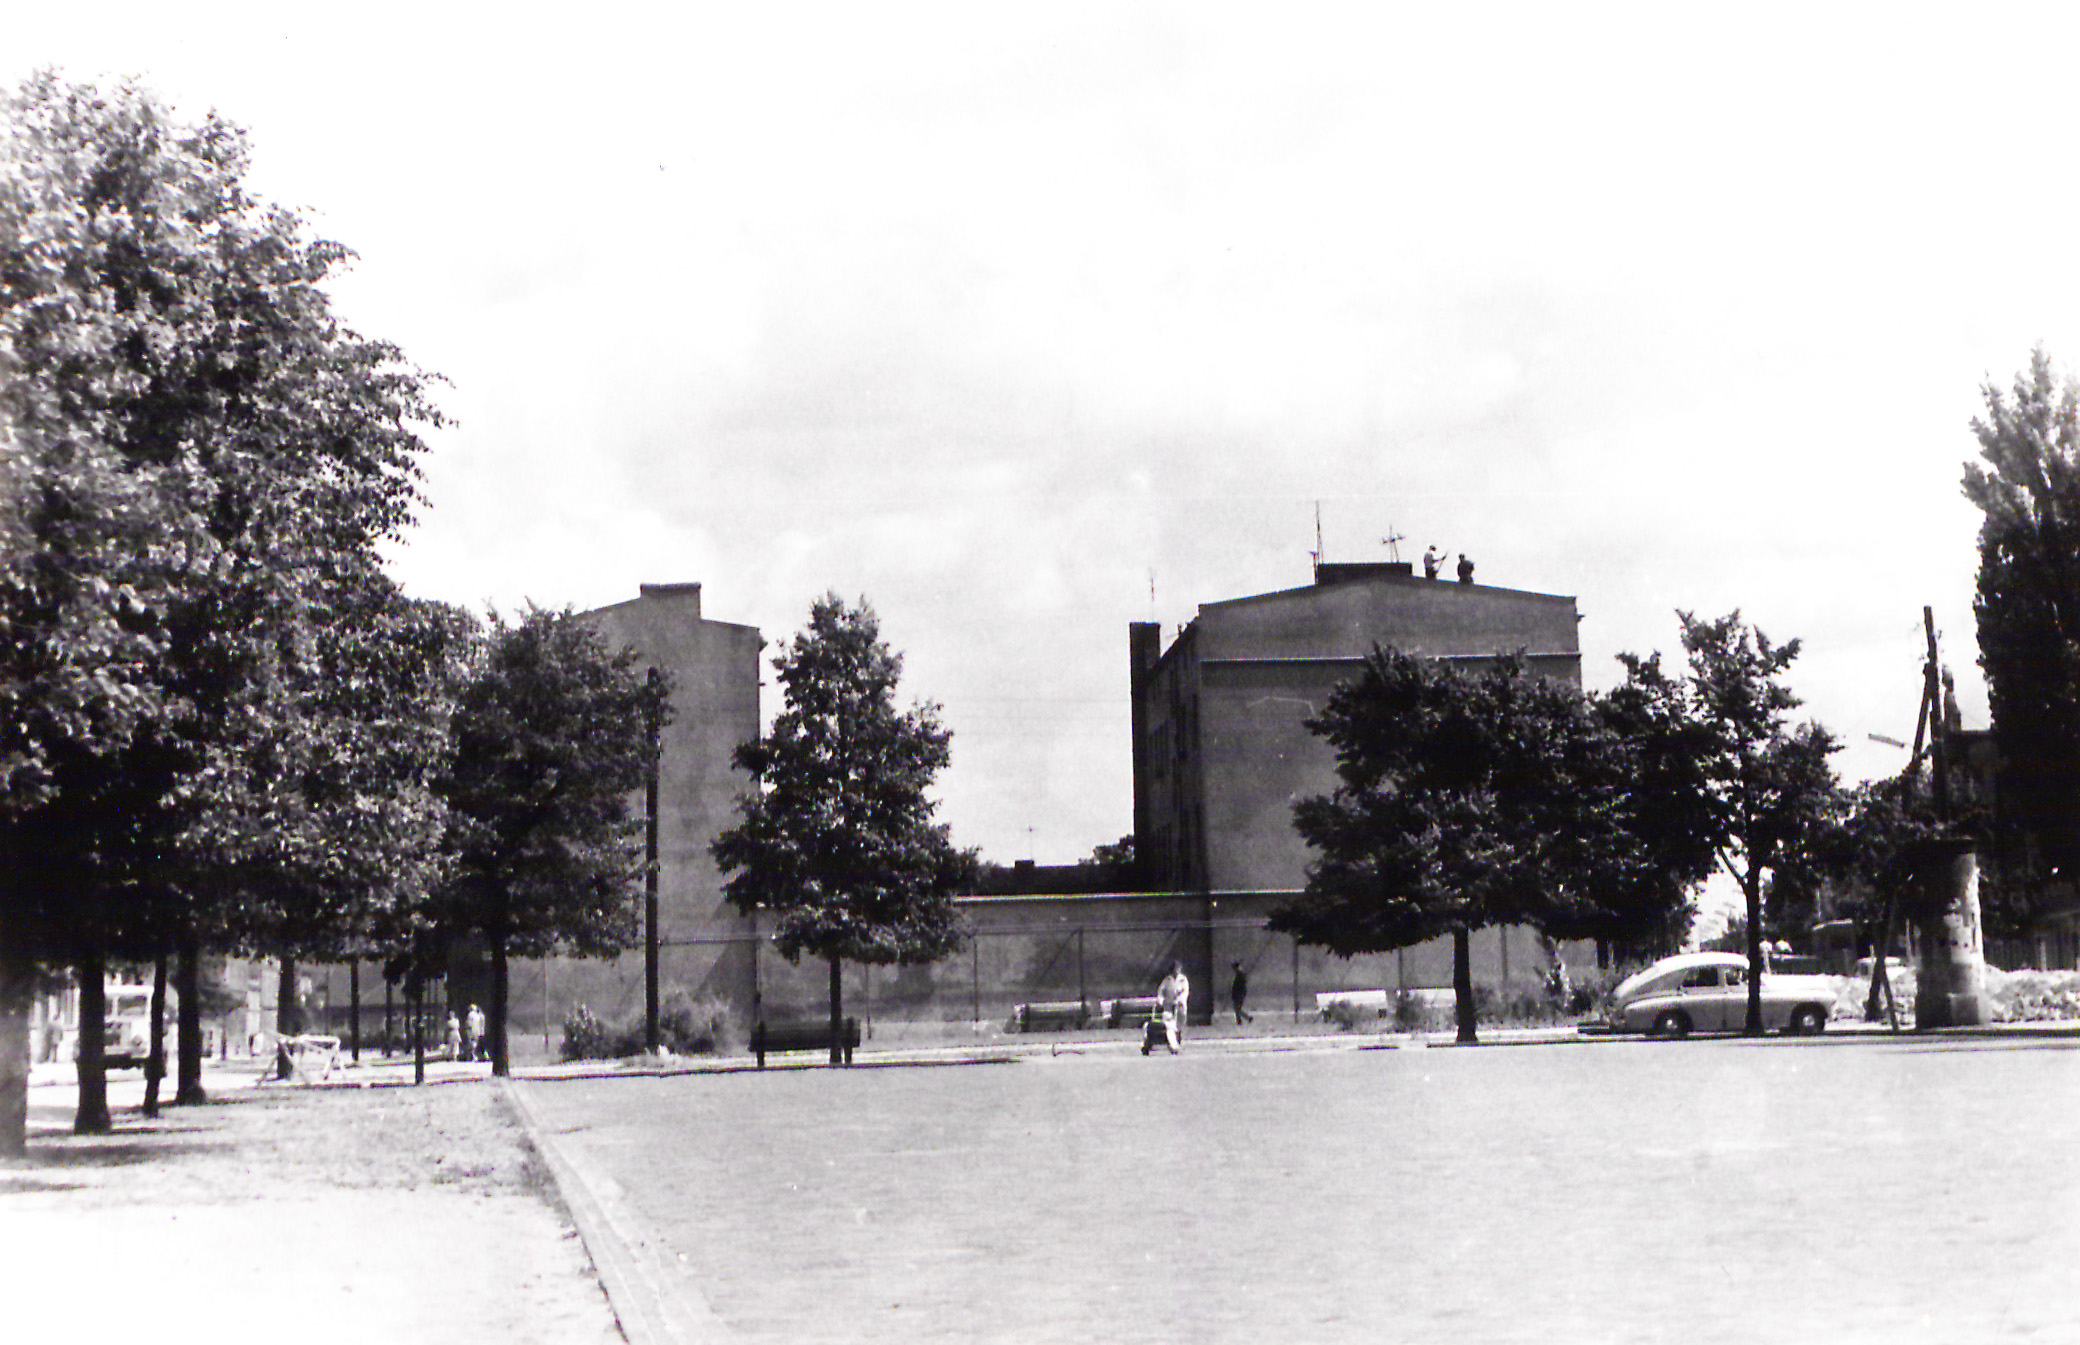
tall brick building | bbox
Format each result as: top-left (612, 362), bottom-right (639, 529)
top-left (1131, 560), bottom-right (1582, 894)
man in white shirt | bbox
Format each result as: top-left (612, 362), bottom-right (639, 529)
top-left (1153, 962), bottom-right (1190, 1054)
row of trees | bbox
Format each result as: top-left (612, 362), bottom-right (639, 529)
top-left (1275, 345), bottom-right (2080, 1041)
top-left (0, 74), bottom-right (667, 1152)
top-left (1273, 613), bottom-right (1842, 1042)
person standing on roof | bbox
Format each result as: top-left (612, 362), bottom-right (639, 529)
top-left (1456, 553), bottom-right (1475, 584)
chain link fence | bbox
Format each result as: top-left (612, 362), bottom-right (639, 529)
top-left (303, 915), bottom-right (1594, 1060)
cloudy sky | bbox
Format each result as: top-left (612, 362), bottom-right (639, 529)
top-left (14, 3), bottom-right (2080, 865)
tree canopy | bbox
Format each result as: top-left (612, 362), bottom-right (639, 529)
top-left (1, 71), bottom-right (443, 1144)
top-left (431, 606), bottom-right (668, 1075)
top-left (1271, 649), bottom-right (1708, 1042)
top-left (1663, 611), bottom-right (1842, 1033)
top-left (712, 594), bottom-right (971, 1061)
top-left (1964, 346), bottom-right (2080, 932)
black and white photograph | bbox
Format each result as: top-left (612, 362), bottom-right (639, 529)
top-left (6, 5), bottom-right (2080, 1342)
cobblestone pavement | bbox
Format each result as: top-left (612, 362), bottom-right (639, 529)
top-left (517, 1028), bottom-right (2080, 1345)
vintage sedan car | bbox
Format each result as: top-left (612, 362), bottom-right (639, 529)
top-left (1601, 951), bottom-right (1833, 1037)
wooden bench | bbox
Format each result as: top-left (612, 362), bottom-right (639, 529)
top-left (752, 1017), bottom-right (861, 1068)
top-left (1011, 1001), bottom-right (1090, 1032)
top-left (1105, 996), bottom-right (1161, 1029)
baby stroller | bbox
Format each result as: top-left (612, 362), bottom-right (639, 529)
top-left (1141, 1005), bottom-right (1178, 1055)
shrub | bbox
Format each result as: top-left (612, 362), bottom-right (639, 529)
top-left (559, 989), bottom-right (739, 1061)
top-left (659, 988), bottom-right (736, 1055)
top-left (559, 1003), bottom-right (615, 1062)
top-left (1392, 990), bottom-right (1433, 1033)
top-left (1323, 997), bottom-right (1379, 1032)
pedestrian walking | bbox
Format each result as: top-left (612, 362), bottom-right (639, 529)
top-left (1230, 960), bottom-right (1254, 1024)
top-left (444, 1011), bottom-right (462, 1062)
top-left (467, 1003), bottom-right (487, 1061)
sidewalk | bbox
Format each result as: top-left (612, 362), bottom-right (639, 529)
top-left (4, 1057), bottom-right (625, 1345)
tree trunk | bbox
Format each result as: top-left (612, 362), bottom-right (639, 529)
top-left (277, 956), bottom-right (303, 1035)
top-left (490, 931), bottom-right (510, 1077)
top-left (829, 956), bottom-right (845, 1066)
top-left (411, 978), bottom-right (425, 1086)
top-left (275, 956), bottom-right (303, 1080)
top-left (142, 954), bottom-right (167, 1118)
top-left (74, 951), bottom-right (110, 1134)
top-left (0, 935), bottom-right (34, 1158)
top-left (174, 933), bottom-right (206, 1105)
top-left (1452, 927), bottom-right (1477, 1044)
top-left (1742, 870), bottom-right (1765, 1036)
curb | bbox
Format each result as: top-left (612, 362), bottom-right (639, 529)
top-left (500, 1077), bottom-right (735, 1344)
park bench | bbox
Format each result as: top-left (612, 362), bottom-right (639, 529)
top-left (752, 1017), bottom-right (861, 1068)
top-left (1011, 1001), bottom-right (1090, 1032)
top-left (1105, 996), bottom-right (1160, 1029)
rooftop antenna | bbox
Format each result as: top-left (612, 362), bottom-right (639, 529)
top-left (1381, 524), bottom-right (1406, 563)
top-left (1310, 502), bottom-right (1325, 575)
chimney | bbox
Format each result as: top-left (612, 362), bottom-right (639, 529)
top-left (638, 582), bottom-right (702, 617)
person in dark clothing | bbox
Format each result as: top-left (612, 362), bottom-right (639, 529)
top-left (1456, 553), bottom-right (1475, 584)
top-left (1230, 961), bottom-right (1253, 1024)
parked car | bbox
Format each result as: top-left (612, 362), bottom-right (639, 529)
top-left (99, 983), bottom-right (171, 1068)
top-left (1599, 951), bottom-right (1833, 1038)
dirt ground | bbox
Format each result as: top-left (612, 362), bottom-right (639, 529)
top-left (0, 1063), bottom-right (624, 1344)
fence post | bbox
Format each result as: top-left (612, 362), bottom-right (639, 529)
top-left (972, 939), bottom-right (981, 1029)
top-left (1292, 936), bottom-right (1300, 1022)
top-left (1077, 927), bottom-right (1087, 1015)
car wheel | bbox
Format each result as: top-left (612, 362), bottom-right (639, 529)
top-left (1788, 1006), bottom-right (1826, 1036)
top-left (1651, 1010), bottom-right (1690, 1039)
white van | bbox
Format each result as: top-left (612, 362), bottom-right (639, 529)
top-left (99, 983), bottom-right (173, 1068)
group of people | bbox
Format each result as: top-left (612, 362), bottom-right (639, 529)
top-left (1140, 958), bottom-right (1255, 1055)
top-left (444, 1003), bottom-right (488, 1062)
top-left (1422, 545), bottom-right (1475, 584)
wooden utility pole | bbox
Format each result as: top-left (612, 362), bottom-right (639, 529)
top-left (644, 666), bottom-right (663, 1055)
top-left (1911, 607), bottom-right (1991, 1028)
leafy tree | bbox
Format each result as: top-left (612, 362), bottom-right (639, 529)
top-left (1565, 654), bottom-right (1721, 959)
top-left (1963, 347), bottom-right (2080, 933)
top-left (431, 607), bottom-right (667, 1076)
top-left (1077, 835), bottom-right (1140, 890)
top-left (0, 72), bottom-right (441, 1144)
top-left (712, 594), bottom-right (973, 1064)
top-left (1274, 648), bottom-right (1719, 1040)
top-left (1275, 651), bottom-right (1648, 1041)
top-left (1664, 611), bottom-right (1842, 1034)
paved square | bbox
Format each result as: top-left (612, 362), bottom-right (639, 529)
top-left (522, 1034), bottom-right (2080, 1343)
